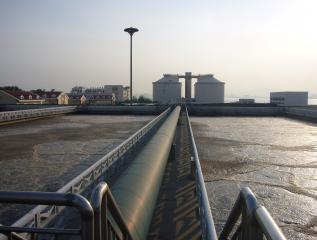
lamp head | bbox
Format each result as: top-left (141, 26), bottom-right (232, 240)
top-left (124, 27), bottom-right (139, 36)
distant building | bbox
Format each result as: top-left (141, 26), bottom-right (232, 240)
top-left (270, 92), bottom-right (308, 106)
top-left (70, 86), bottom-right (86, 95)
top-left (194, 74), bottom-right (225, 103)
top-left (68, 95), bottom-right (86, 105)
top-left (153, 74), bottom-right (182, 104)
top-left (71, 85), bottom-right (128, 103)
top-left (103, 85), bottom-right (124, 102)
top-left (58, 93), bottom-right (86, 105)
top-left (84, 87), bottom-right (106, 95)
top-left (123, 86), bottom-right (130, 101)
top-left (57, 93), bottom-right (69, 105)
top-left (85, 93), bottom-right (115, 105)
top-left (238, 99), bottom-right (255, 104)
top-left (31, 90), bottom-right (62, 104)
top-left (0, 90), bottom-right (44, 104)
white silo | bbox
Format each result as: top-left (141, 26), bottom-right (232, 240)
top-left (153, 74), bottom-right (181, 104)
top-left (194, 74), bottom-right (225, 103)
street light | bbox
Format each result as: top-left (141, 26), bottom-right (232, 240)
top-left (124, 27), bottom-right (139, 105)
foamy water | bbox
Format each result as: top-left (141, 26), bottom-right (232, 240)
top-left (191, 117), bottom-right (317, 240)
top-left (0, 114), bottom-right (153, 224)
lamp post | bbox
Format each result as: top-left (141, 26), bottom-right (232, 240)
top-left (124, 27), bottom-right (139, 105)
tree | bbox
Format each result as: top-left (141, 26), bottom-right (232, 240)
top-left (138, 95), bottom-right (152, 103)
top-left (132, 96), bottom-right (138, 103)
top-left (30, 89), bottom-right (46, 93)
top-left (0, 86), bottom-right (23, 91)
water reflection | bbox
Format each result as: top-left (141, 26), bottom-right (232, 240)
top-left (191, 117), bottom-right (317, 240)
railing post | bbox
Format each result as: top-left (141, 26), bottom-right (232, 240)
top-left (220, 188), bottom-right (266, 240)
top-left (190, 156), bottom-right (195, 180)
top-left (90, 182), bottom-right (133, 240)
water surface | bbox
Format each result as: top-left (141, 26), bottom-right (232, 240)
top-left (0, 114), bottom-right (152, 224)
top-left (192, 117), bottom-right (317, 239)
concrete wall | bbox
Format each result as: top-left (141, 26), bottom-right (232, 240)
top-left (284, 107), bottom-right (317, 122)
top-left (187, 105), bottom-right (317, 123)
top-left (77, 105), bottom-right (169, 115)
top-left (187, 105), bottom-right (283, 116)
top-left (0, 104), bottom-right (60, 111)
top-left (1, 104), bottom-right (316, 123)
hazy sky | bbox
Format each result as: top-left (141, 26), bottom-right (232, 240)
top-left (0, 0), bottom-right (316, 97)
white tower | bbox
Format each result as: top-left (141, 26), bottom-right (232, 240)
top-left (153, 74), bottom-right (182, 104)
top-left (194, 74), bottom-right (225, 103)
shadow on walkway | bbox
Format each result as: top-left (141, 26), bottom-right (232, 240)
top-left (148, 113), bottom-right (201, 239)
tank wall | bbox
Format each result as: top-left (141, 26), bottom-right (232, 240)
top-left (195, 83), bottom-right (224, 103)
top-left (153, 83), bottom-right (181, 104)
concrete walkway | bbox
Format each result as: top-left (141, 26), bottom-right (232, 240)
top-left (147, 112), bottom-right (201, 240)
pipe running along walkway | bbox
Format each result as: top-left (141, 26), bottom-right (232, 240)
top-left (147, 110), bottom-right (201, 239)
top-left (0, 105), bottom-right (287, 240)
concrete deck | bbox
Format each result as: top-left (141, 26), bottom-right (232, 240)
top-left (148, 112), bottom-right (201, 240)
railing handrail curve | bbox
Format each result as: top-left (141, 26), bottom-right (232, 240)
top-left (0, 191), bottom-right (93, 240)
top-left (90, 182), bottom-right (133, 240)
top-left (0, 106), bottom-right (77, 123)
top-left (185, 106), bottom-right (218, 240)
top-left (0, 106), bottom-right (76, 115)
top-left (219, 187), bottom-right (287, 240)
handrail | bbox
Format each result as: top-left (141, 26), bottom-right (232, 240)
top-left (0, 191), bottom-right (93, 240)
top-left (58, 106), bottom-right (171, 194)
top-left (0, 106), bottom-right (76, 123)
top-left (219, 187), bottom-right (287, 240)
top-left (90, 182), bottom-right (133, 240)
top-left (185, 106), bottom-right (218, 240)
top-left (3, 107), bottom-right (171, 238)
top-left (255, 206), bottom-right (287, 240)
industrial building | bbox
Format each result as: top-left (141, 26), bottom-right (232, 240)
top-left (153, 74), bottom-right (182, 104)
top-left (153, 72), bottom-right (225, 104)
top-left (270, 91), bottom-right (308, 106)
top-left (194, 74), bottom-right (225, 103)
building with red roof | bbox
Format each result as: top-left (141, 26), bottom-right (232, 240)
top-left (31, 90), bottom-right (62, 104)
top-left (0, 90), bottom-right (44, 104)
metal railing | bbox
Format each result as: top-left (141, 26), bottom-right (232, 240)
top-left (90, 182), bottom-right (133, 240)
top-left (0, 191), bottom-right (93, 240)
top-left (219, 187), bottom-right (286, 240)
top-left (1, 107), bottom-right (171, 240)
top-left (185, 106), bottom-right (218, 240)
top-left (185, 106), bottom-right (287, 240)
top-left (0, 106), bottom-right (77, 123)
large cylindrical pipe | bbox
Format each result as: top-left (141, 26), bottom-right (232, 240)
top-left (111, 106), bottom-right (180, 240)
